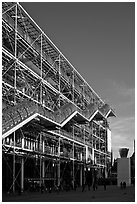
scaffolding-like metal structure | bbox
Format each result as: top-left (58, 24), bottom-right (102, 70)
top-left (2, 2), bottom-right (116, 193)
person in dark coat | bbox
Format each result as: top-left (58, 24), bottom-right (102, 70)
top-left (103, 168), bottom-right (106, 190)
top-left (103, 177), bottom-right (106, 190)
top-left (123, 182), bottom-right (126, 189)
top-left (93, 169), bottom-right (98, 191)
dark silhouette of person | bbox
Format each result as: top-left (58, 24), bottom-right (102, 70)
top-left (82, 168), bottom-right (89, 192)
top-left (93, 169), bottom-right (98, 191)
top-left (103, 177), bottom-right (106, 190)
top-left (120, 182), bottom-right (123, 189)
top-left (82, 176), bottom-right (87, 192)
top-left (123, 182), bottom-right (126, 189)
top-left (93, 176), bottom-right (97, 191)
top-left (74, 180), bottom-right (77, 191)
top-left (102, 168), bottom-right (106, 190)
top-left (41, 183), bottom-right (44, 193)
top-left (87, 170), bottom-right (92, 191)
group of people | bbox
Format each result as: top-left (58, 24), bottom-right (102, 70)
top-left (82, 168), bottom-right (96, 192)
top-left (82, 168), bottom-right (107, 192)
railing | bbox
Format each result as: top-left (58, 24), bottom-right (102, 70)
top-left (51, 129), bottom-right (73, 140)
top-left (52, 129), bottom-right (85, 145)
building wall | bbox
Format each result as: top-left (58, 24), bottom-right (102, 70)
top-left (117, 158), bottom-right (131, 186)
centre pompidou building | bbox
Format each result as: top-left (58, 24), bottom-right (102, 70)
top-left (2, 2), bottom-right (116, 193)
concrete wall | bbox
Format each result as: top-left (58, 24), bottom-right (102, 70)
top-left (117, 158), bottom-right (131, 186)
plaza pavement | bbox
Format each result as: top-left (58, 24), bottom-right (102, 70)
top-left (2, 185), bottom-right (135, 202)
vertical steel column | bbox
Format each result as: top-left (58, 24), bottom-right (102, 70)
top-left (21, 157), bottom-right (24, 193)
top-left (83, 125), bottom-right (86, 186)
top-left (14, 3), bottom-right (17, 102)
top-left (39, 133), bottom-right (42, 189)
top-left (82, 84), bottom-right (84, 110)
top-left (13, 3), bottom-right (18, 193)
top-left (80, 147), bottom-right (83, 187)
top-left (83, 157), bottom-right (86, 185)
top-left (13, 132), bottom-right (16, 193)
top-left (98, 124), bottom-right (101, 168)
top-left (40, 34), bottom-right (43, 105)
top-left (21, 136), bottom-right (24, 192)
top-left (58, 54), bottom-right (61, 123)
top-left (72, 68), bottom-right (75, 103)
top-left (80, 164), bottom-right (83, 186)
top-left (42, 139), bottom-right (45, 185)
top-left (58, 137), bottom-right (60, 186)
top-left (91, 122), bottom-right (95, 168)
top-left (72, 63), bottom-right (75, 189)
top-left (91, 122), bottom-right (93, 148)
top-left (53, 160), bottom-right (56, 186)
top-left (84, 126), bottom-right (85, 145)
top-left (72, 125), bottom-right (75, 189)
top-left (104, 128), bottom-right (107, 178)
top-left (58, 54), bottom-right (61, 186)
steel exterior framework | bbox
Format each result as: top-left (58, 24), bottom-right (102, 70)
top-left (2, 2), bottom-right (116, 193)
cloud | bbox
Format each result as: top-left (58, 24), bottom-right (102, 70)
top-left (106, 80), bottom-right (135, 119)
top-left (103, 80), bottom-right (135, 119)
top-left (110, 116), bottom-right (135, 158)
top-left (102, 80), bottom-right (135, 158)
top-left (112, 81), bottom-right (135, 107)
top-left (111, 116), bottom-right (134, 130)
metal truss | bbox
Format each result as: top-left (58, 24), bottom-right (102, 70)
top-left (2, 2), bottom-right (116, 193)
top-left (2, 2), bottom-right (115, 116)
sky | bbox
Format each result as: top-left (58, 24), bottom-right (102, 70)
top-left (20, 2), bottom-right (135, 159)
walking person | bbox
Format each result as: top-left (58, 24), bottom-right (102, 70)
top-left (82, 174), bottom-right (87, 192)
top-left (103, 167), bottom-right (106, 190)
top-left (103, 177), bottom-right (106, 190)
top-left (82, 168), bottom-right (88, 192)
top-left (82, 182), bottom-right (86, 192)
top-left (92, 168), bottom-right (98, 191)
top-left (120, 182), bottom-right (123, 189)
top-left (93, 176), bottom-right (97, 191)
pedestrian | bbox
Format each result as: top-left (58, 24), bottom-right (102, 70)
top-left (82, 168), bottom-right (92, 192)
top-left (87, 180), bottom-right (91, 191)
top-left (74, 180), bottom-right (77, 191)
top-left (93, 176), bottom-right (97, 191)
top-left (82, 173), bottom-right (88, 192)
top-left (123, 182), bottom-right (126, 189)
top-left (87, 170), bottom-right (92, 191)
top-left (93, 181), bottom-right (96, 191)
top-left (82, 180), bottom-right (86, 192)
top-left (120, 182), bottom-right (123, 189)
top-left (82, 169), bottom-right (87, 192)
top-left (41, 183), bottom-right (44, 193)
top-left (103, 177), bottom-right (106, 190)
